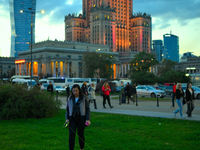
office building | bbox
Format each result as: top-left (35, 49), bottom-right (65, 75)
top-left (152, 40), bottom-right (164, 62)
top-left (163, 33), bottom-right (179, 62)
top-left (180, 52), bottom-right (197, 62)
top-left (65, 0), bottom-right (151, 53)
top-left (9, 0), bottom-right (36, 57)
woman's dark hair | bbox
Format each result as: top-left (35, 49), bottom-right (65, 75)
top-left (186, 82), bottom-right (191, 89)
top-left (71, 84), bottom-right (83, 99)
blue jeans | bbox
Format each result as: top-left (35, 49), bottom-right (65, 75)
top-left (174, 99), bottom-right (183, 117)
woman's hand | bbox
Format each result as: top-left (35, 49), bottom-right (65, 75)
top-left (66, 119), bottom-right (69, 124)
top-left (86, 120), bottom-right (91, 126)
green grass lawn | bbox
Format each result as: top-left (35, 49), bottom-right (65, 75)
top-left (0, 109), bottom-right (200, 150)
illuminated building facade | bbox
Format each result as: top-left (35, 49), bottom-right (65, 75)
top-left (65, 0), bottom-right (151, 53)
top-left (9, 0), bottom-right (36, 57)
top-left (15, 40), bottom-right (121, 78)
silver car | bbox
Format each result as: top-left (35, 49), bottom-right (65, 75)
top-left (161, 86), bottom-right (173, 97)
top-left (136, 85), bottom-right (166, 98)
top-left (182, 86), bottom-right (200, 99)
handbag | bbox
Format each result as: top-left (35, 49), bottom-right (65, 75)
top-left (182, 97), bottom-right (186, 105)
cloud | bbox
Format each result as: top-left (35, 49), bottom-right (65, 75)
top-left (133, 0), bottom-right (200, 29)
top-left (36, 0), bottom-right (82, 23)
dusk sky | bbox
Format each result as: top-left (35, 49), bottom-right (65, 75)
top-left (0, 0), bottom-right (200, 57)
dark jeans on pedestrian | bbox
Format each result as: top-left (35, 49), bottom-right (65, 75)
top-left (89, 99), bottom-right (97, 109)
top-left (172, 92), bottom-right (176, 107)
top-left (66, 93), bottom-right (69, 101)
top-left (103, 95), bottom-right (112, 108)
top-left (126, 94), bottom-right (132, 103)
top-left (187, 101), bottom-right (194, 117)
top-left (69, 116), bottom-right (85, 150)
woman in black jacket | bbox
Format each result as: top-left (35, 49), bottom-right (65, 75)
top-left (186, 82), bottom-right (195, 117)
top-left (66, 84), bottom-right (91, 150)
top-left (173, 83), bottom-right (185, 118)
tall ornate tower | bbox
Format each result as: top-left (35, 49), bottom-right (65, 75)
top-left (65, 0), bottom-right (151, 53)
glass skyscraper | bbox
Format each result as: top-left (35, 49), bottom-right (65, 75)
top-left (152, 40), bottom-right (164, 62)
top-left (163, 33), bottom-right (179, 62)
top-left (9, 0), bottom-right (36, 57)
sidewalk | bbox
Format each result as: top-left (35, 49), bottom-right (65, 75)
top-left (59, 95), bottom-right (200, 121)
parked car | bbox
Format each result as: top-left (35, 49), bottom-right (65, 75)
top-left (42, 83), bottom-right (49, 90)
top-left (54, 85), bottom-right (66, 94)
top-left (115, 86), bottom-right (125, 92)
top-left (182, 86), bottom-right (200, 99)
top-left (136, 85), bottom-right (166, 98)
top-left (161, 86), bottom-right (173, 97)
top-left (151, 85), bottom-right (161, 90)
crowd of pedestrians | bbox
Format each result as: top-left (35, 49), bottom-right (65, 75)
top-left (61, 80), bottom-right (198, 150)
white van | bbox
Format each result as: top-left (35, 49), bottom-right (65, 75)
top-left (39, 79), bottom-right (54, 85)
top-left (12, 79), bottom-right (37, 89)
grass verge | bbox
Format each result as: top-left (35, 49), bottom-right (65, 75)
top-left (0, 109), bottom-right (200, 150)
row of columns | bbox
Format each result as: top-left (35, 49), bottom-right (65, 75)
top-left (121, 63), bottom-right (130, 78)
top-left (51, 61), bottom-right (70, 78)
top-left (15, 61), bottom-right (133, 79)
top-left (15, 62), bottom-right (35, 76)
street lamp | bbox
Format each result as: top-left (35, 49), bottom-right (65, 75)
top-left (20, 8), bottom-right (45, 85)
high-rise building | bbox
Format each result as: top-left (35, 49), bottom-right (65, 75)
top-left (65, 0), bottom-right (151, 53)
top-left (163, 33), bottom-right (179, 62)
top-left (9, 0), bottom-right (36, 57)
top-left (152, 40), bottom-right (164, 62)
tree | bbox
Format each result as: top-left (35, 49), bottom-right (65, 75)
top-left (83, 52), bottom-right (115, 79)
top-left (163, 70), bottom-right (191, 83)
top-left (129, 51), bottom-right (159, 72)
top-left (129, 52), bottom-right (158, 85)
top-left (130, 71), bottom-right (156, 85)
top-left (157, 59), bottom-right (177, 76)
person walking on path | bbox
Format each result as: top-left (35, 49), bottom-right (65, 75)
top-left (132, 83), bottom-right (137, 103)
top-left (66, 85), bottom-right (70, 101)
top-left (186, 82), bottom-right (195, 117)
top-left (171, 82), bottom-right (177, 107)
top-left (173, 83), bottom-right (185, 118)
top-left (81, 81), bottom-right (88, 97)
top-left (47, 81), bottom-right (53, 94)
top-left (102, 82), bottom-right (113, 109)
top-left (88, 83), bottom-right (98, 109)
top-left (124, 82), bottom-right (133, 104)
top-left (65, 84), bottom-right (91, 150)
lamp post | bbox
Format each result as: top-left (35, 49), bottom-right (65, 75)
top-left (20, 8), bottom-right (44, 85)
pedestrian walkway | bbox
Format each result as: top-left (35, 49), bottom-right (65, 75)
top-left (59, 95), bottom-right (200, 121)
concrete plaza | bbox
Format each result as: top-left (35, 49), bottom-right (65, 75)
top-left (60, 95), bottom-right (200, 121)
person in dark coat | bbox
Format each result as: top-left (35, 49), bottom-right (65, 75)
top-left (65, 84), bottom-right (91, 150)
top-left (132, 83), bottom-right (137, 103)
top-left (124, 82), bottom-right (133, 104)
top-left (47, 81), bottom-right (53, 94)
top-left (186, 82), bottom-right (195, 117)
top-left (173, 83), bottom-right (185, 118)
top-left (81, 81), bottom-right (88, 96)
top-left (66, 85), bottom-right (70, 101)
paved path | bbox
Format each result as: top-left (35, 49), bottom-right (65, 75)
top-left (59, 95), bottom-right (200, 121)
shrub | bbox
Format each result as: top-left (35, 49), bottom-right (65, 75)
top-left (0, 84), bottom-right (61, 120)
